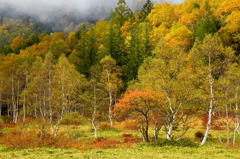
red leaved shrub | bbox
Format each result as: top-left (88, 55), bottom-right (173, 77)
top-left (0, 129), bottom-right (83, 150)
top-left (121, 121), bottom-right (138, 130)
top-left (201, 115), bottom-right (216, 127)
top-left (90, 137), bottom-right (120, 149)
top-left (219, 121), bottom-right (227, 126)
top-left (99, 123), bottom-right (111, 130)
top-left (120, 133), bottom-right (138, 147)
top-left (121, 134), bottom-right (133, 138)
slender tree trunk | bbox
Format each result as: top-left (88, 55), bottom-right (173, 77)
top-left (141, 130), bottom-right (146, 142)
top-left (7, 97), bottom-right (9, 116)
top-left (23, 72), bottom-right (28, 121)
top-left (14, 79), bottom-right (20, 123)
top-left (224, 88), bottom-right (230, 146)
top-left (140, 122), bottom-right (146, 142)
top-left (11, 77), bottom-right (16, 123)
top-left (234, 81), bottom-right (239, 145)
top-left (218, 121), bottom-right (223, 144)
top-left (167, 114), bottom-right (176, 140)
top-left (54, 64), bottom-right (66, 136)
top-left (226, 106), bottom-right (230, 145)
top-left (154, 118), bottom-right (158, 141)
top-left (107, 71), bottom-right (113, 127)
top-left (92, 83), bottom-right (97, 137)
top-left (145, 118), bottom-right (149, 142)
top-left (201, 62), bottom-right (214, 145)
top-left (43, 90), bottom-right (46, 120)
top-left (34, 95), bottom-right (37, 118)
top-left (48, 67), bottom-right (54, 134)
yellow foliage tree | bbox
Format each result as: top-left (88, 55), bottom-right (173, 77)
top-left (10, 36), bottom-right (24, 52)
top-left (164, 25), bottom-right (194, 51)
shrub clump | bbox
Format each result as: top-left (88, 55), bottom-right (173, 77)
top-left (152, 139), bottom-right (199, 148)
top-left (0, 129), bottom-right (83, 150)
top-left (121, 121), bottom-right (138, 130)
top-left (61, 112), bottom-right (87, 125)
top-left (89, 137), bottom-right (120, 149)
top-left (121, 134), bottom-right (138, 144)
top-left (195, 131), bottom-right (204, 139)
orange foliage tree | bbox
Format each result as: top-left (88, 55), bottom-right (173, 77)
top-left (114, 89), bottom-right (165, 142)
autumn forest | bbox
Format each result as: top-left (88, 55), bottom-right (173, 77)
top-left (0, 0), bottom-right (240, 158)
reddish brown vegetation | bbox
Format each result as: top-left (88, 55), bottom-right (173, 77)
top-left (121, 121), bottom-right (138, 130)
top-left (0, 130), bottom-right (83, 150)
top-left (98, 122), bottom-right (111, 130)
top-left (89, 137), bottom-right (120, 149)
top-left (201, 115), bottom-right (216, 127)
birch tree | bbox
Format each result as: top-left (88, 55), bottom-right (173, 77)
top-left (189, 34), bottom-right (235, 145)
top-left (138, 41), bottom-right (194, 140)
top-left (100, 56), bottom-right (123, 127)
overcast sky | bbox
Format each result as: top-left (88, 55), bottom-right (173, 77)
top-left (0, 0), bottom-right (185, 31)
top-left (0, 0), bottom-right (185, 12)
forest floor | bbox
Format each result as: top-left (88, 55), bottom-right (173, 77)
top-left (0, 116), bottom-right (240, 158)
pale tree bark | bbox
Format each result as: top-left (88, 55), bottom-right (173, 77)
top-left (164, 92), bottom-right (178, 140)
top-left (23, 71), bottom-right (28, 121)
top-left (166, 115), bottom-right (175, 140)
top-left (224, 87), bottom-right (230, 145)
top-left (226, 105), bottom-right (230, 145)
top-left (54, 64), bottom-right (66, 136)
top-left (7, 97), bottom-right (10, 116)
top-left (11, 77), bottom-right (16, 123)
top-left (140, 118), bottom-right (149, 142)
top-left (48, 67), bottom-right (54, 135)
top-left (14, 79), bottom-right (20, 123)
top-left (34, 95), bottom-right (38, 118)
top-left (234, 81), bottom-right (239, 145)
top-left (201, 56), bottom-right (214, 146)
top-left (92, 83), bottom-right (97, 137)
top-left (107, 71), bottom-right (113, 127)
top-left (39, 89), bottom-right (47, 139)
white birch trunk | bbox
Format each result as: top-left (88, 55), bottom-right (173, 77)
top-left (92, 83), bottom-right (97, 137)
top-left (23, 72), bottom-right (28, 121)
top-left (11, 77), bottom-right (16, 122)
top-left (234, 81), bottom-right (239, 145)
top-left (107, 71), bottom-right (113, 127)
top-left (7, 97), bottom-right (9, 116)
top-left (167, 114), bottom-right (175, 140)
top-left (48, 68), bottom-right (54, 135)
top-left (34, 95), bottom-right (37, 118)
top-left (201, 58), bottom-right (214, 145)
top-left (14, 79), bottom-right (20, 123)
top-left (54, 64), bottom-right (66, 136)
top-left (226, 106), bottom-right (230, 145)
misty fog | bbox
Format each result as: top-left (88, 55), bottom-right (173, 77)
top-left (0, 0), bottom-right (185, 32)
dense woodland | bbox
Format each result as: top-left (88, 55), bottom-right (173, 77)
top-left (0, 0), bottom-right (240, 149)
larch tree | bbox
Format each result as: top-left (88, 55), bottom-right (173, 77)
top-left (139, 0), bottom-right (153, 21)
top-left (113, 0), bottom-right (133, 27)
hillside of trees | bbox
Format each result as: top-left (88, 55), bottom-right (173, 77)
top-left (0, 0), bottom-right (240, 149)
